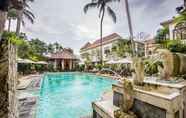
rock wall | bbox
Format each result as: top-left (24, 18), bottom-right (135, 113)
top-left (8, 44), bottom-right (18, 118)
top-left (113, 91), bottom-right (167, 118)
top-left (0, 38), bottom-right (9, 118)
top-left (0, 39), bottom-right (18, 118)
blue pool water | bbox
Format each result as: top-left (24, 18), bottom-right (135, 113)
top-left (36, 72), bottom-right (116, 118)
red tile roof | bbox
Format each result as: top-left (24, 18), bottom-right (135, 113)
top-left (49, 48), bottom-right (78, 59)
top-left (81, 33), bottom-right (121, 50)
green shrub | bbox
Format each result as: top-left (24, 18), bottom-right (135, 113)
top-left (144, 60), bottom-right (162, 76)
top-left (48, 63), bottom-right (54, 72)
top-left (95, 64), bottom-right (102, 70)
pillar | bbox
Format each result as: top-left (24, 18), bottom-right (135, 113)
top-left (70, 60), bottom-right (72, 70)
top-left (54, 59), bottom-right (57, 70)
top-left (61, 60), bottom-right (64, 70)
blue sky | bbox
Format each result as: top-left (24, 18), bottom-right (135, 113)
top-left (12, 0), bottom-right (183, 54)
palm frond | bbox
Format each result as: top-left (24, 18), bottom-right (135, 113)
top-left (23, 9), bottom-right (35, 23)
top-left (107, 6), bottom-right (116, 23)
top-left (84, 2), bottom-right (98, 13)
top-left (24, 9), bottom-right (35, 18)
top-left (105, 0), bottom-right (120, 4)
top-left (174, 12), bottom-right (186, 24)
top-left (23, 2), bottom-right (31, 9)
top-left (98, 4), bottom-right (105, 17)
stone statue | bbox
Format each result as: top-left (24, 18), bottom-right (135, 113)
top-left (157, 49), bottom-right (186, 80)
top-left (114, 79), bottom-right (137, 118)
top-left (132, 57), bottom-right (144, 85)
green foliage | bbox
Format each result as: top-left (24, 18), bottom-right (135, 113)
top-left (29, 38), bottom-right (47, 55)
top-left (112, 39), bottom-right (132, 58)
top-left (2, 31), bottom-right (25, 46)
top-left (95, 63), bottom-right (102, 70)
top-left (156, 39), bottom-right (186, 53)
top-left (8, 8), bottom-right (17, 19)
top-left (48, 63), bottom-right (54, 72)
top-left (155, 26), bottom-right (169, 40)
top-left (168, 41), bottom-right (186, 53)
top-left (174, 11), bottom-right (186, 24)
top-left (75, 64), bottom-right (85, 71)
top-left (144, 59), bottom-right (162, 76)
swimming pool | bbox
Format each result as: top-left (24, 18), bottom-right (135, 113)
top-left (36, 72), bottom-right (116, 118)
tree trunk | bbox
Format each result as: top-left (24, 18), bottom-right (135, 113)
top-left (184, 0), bottom-right (186, 8)
top-left (0, 10), bottom-right (7, 39)
top-left (8, 19), bottom-right (11, 32)
top-left (16, 10), bottom-right (23, 35)
top-left (100, 8), bottom-right (105, 66)
top-left (0, 38), bottom-right (9, 118)
top-left (124, 0), bottom-right (135, 57)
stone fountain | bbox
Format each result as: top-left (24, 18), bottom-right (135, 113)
top-left (92, 49), bottom-right (186, 118)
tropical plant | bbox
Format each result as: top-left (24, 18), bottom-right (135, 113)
top-left (156, 39), bottom-right (186, 53)
top-left (174, 11), bottom-right (186, 25)
top-left (0, 0), bottom-right (23, 37)
top-left (16, 0), bottom-right (35, 35)
top-left (54, 42), bottom-right (63, 52)
top-left (29, 38), bottom-right (47, 55)
top-left (7, 8), bottom-right (17, 31)
top-left (124, 0), bottom-right (135, 56)
top-left (155, 26), bottom-right (169, 40)
top-left (95, 63), bottom-right (102, 70)
top-left (47, 43), bottom-right (55, 53)
top-left (84, 0), bottom-right (119, 65)
top-left (112, 39), bottom-right (132, 58)
top-left (144, 59), bottom-right (161, 76)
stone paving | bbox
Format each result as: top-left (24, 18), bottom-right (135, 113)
top-left (17, 75), bottom-right (42, 118)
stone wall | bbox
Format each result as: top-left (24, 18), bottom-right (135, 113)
top-left (8, 44), bottom-right (18, 118)
top-left (0, 38), bottom-right (9, 118)
top-left (113, 91), bottom-right (167, 118)
top-left (0, 39), bottom-right (18, 118)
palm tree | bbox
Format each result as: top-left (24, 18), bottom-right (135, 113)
top-left (84, 0), bottom-right (119, 65)
top-left (174, 11), bottom-right (186, 24)
top-left (0, 0), bottom-right (23, 37)
top-left (0, 0), bottom-right (9, 38)
top-left (16, 0), bottom-right (35, 35)
top-left (124, 0), bottom-right (135, 56)
top-left (7, 8), bottom-right (17, 31)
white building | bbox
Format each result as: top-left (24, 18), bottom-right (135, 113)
top-left (160, 19), bottom-right (186, 43)
top-left (80, 33), bottom-right (145, 64)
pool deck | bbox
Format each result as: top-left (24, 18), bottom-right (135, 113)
top-left (17, 74), bottom-right (42, 118)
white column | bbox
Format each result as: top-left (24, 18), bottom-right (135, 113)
top-left (70, 60), bottom-right (72, 70)
top-left (61, 60), bottom-right (64, 70)
top-left (54, 59), bottom-right (57, 70)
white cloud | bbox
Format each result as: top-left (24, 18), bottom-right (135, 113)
top-left (9, 0), bottom-right (182, 54)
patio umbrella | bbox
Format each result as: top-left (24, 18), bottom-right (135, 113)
top-left (17, 58), bottom-right (35, 64)
top-left (35, 61), bottom-right (48, 65)
top-left (117, 58), bottom-right (132, 64)
top-left (106, 60), bottom-right (118, 64)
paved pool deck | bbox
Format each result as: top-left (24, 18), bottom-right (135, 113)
top-left (17, 74), bottom-right (43, 118)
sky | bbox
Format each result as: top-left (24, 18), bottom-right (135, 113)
top-left (7, 0), bottom-right (183, 54)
